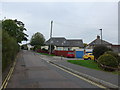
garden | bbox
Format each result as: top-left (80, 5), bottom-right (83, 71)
top-left (67, 45), bottom-right (120, 74)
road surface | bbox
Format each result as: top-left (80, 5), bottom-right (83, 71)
top-left (7, 50), bottom-right (101, 88)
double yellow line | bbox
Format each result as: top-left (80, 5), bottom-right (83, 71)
top-left (0, 59), bottom-right (16, 89)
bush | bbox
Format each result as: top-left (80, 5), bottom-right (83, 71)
top-left (33, 45), bottom-right (41, 51)
top-left (2, 30), bottom-right (19, 71)
top-left (98, 54), bottom-right (118, 70)
top-left (42, 48), bottom-right (48, 51)
top-left (21, 44), bottom-right (28, 50)
top-left (93, 45), bottom-right (112, 59)
top-left (104, 51), bottom-right (120, 65)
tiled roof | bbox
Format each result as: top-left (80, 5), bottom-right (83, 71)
top-left (45, 37), bottom-right (84, 47)
top-left (89, 36), bottom-right (112, 46)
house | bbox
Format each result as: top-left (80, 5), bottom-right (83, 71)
top-left (87, 35), bottom-right (120, 53)
top-left (87, 35), bottom-right (112, 49)
top-left (44, 37), bottom-right (84, 51)
top-left (111, 45), bottom-right (120, 53)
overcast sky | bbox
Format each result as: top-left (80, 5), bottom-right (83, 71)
top-left (1, 1), bottom-right (118, 44)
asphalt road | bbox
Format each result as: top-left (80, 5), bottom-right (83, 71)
top-left (7, 50), bottom-right (100, 88)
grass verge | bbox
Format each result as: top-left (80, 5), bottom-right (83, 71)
top-left (67, 60), bottom-right (100, 70)
top-left (38, 53), bottom-right (56, 56)
top-left (67, 60), bottom-right (120, 75)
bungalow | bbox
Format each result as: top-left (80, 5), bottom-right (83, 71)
top-left (87, 35), bottom-right (120, 53)
top-left (44, 37), bottom-right (84, 51)
top-left (87, 35), bottom-right (112, 49)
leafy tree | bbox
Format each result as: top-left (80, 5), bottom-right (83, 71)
top-left (2, 19), bottom-right (28, 43)
top-left (30, 32), bottom-right (45, 46)
top-left (2, 19), bottom-right (27, 71)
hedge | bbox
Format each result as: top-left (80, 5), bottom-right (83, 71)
top-left (2, 30), bottom-right (19, 71)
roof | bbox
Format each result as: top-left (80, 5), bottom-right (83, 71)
top-left (89, 36), bottom-right (112, 46)
top-left (45, 37), bottom-right (84, 47)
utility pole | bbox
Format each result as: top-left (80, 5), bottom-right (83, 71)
top-left (49, 21), bottom-right (53, 54)
top-left (99, 29), bottom-right (102, 44)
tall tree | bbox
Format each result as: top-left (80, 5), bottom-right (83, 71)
top-left (30, 32), bottom-right (45, 46)
top-left (2, 19), bottom-right (28, 43)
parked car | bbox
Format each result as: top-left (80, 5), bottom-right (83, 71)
top-left (83, 53), bottom-right (94, 60)
top-left (67, 52), bottom-right (75, 58)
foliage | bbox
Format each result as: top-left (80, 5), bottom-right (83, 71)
top-left (30, 32), bottom-right (45, 46)
top-left (2, 19), bottom-right (28, 43)
top-left (98, 54), bottom-right (118, 68)
top-left (21, 44), bottom-right (28, 50)
top-left (2, 30), bottom-right (19, 71)
top-left (93, 45), bottom-right (112, 59)
top-left (104, 51), bottom-right (120, 65)
top-left (33, 45), bottom-right (41, 51)
top-left (42, 48), bottom-right (48, 52)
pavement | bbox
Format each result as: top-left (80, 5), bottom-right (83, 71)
top-left (6, 50), bottom-right (102, 88)
top-left (37, 52), bottom-right (119, 89)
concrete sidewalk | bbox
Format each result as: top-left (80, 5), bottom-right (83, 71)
top-left (50, 60), bottom-right (119, 88)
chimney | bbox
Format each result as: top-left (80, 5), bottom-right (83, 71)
top-left (97, 35), bottom-right (100, 39)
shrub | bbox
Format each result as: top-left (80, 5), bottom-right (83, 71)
top-left (21, 44), bottom-right (28, 50)
top-left (33, 45), bottom-right (41, 51)
top-left (98, 54), bottom-right (118, 70)
top-left (93, 45), bottom-right (112, 59)
top-left (2, 30), bottom-right (19, 71)
top-left (42, 48), bottom-right (48, 51)
top-left (104, 51), bottom-right (120, 65)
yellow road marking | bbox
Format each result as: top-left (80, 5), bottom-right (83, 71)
top-left (1, 56), bottom-right (17, 89)
top-left (50, 63), bottom-right (106, 89)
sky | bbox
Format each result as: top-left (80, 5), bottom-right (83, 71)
top-left (1, 0), bottom-right (119, 44)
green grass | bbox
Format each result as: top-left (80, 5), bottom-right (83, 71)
top-left (38, 53), bottom-right (56, 56)
top-left (67, 60), bottom-right (100, 70)
top-left (67, 60), bottom-right (120, 75)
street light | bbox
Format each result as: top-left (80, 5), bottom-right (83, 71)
top-left (99, 29), bottom-right (102, 44)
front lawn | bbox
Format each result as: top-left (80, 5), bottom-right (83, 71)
top-left (67, 60), bottom-right (120, 74)
top-left (67, 60), bottom-right (100, 70)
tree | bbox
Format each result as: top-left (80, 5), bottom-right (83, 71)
top-left (30, 32), bottom-right (45, 46)
top-left (2, 19), bottom-right (27, 71)
top-left (2, 19), bottom-right (28, 43)
top-left (93, 45), bottom-right (112, 60)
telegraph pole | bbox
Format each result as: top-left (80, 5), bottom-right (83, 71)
top-left (49, 21), bottom-right (53, 54)
top-left (99, 29), bottom-right (102, 44)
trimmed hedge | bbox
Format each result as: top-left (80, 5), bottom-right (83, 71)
top-left (2, 30), bottom-right (19, 71)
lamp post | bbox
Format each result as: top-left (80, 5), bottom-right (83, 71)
top-left (99, 29), bottom-right (102, 44)
top-left (49, 21), bottom-right (53, 54)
